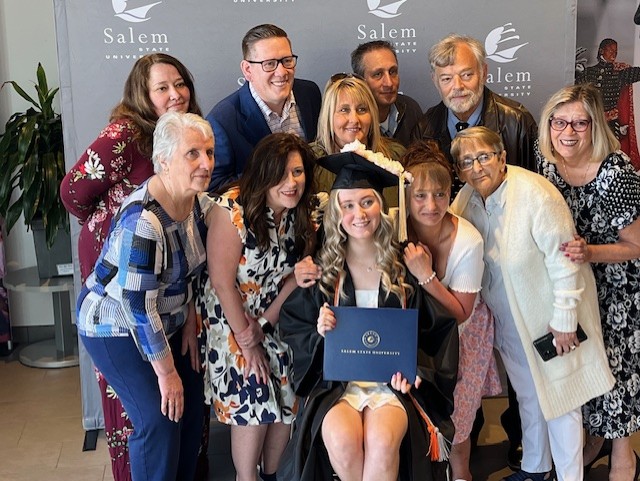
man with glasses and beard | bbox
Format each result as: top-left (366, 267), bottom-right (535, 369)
top-left (411, 33), bottom-right (537, 196)
top-left (206, 24), bottom-right (321, 192)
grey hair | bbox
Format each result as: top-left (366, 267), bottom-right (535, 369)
top-left (152, 112), bottom-right (213, 173)
top-left (428, 33), bottom-right (486, 72)
top-left (450, 126), bottom-right (505, 165)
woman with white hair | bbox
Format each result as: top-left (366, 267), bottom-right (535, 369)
top-left (76, 111), bottom-right (214, 481)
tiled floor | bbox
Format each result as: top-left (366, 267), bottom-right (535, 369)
top-left (0, 346), bottom-right (637, 481)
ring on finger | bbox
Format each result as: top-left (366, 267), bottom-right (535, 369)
top-left (570, 345), bottom-right (576, 351)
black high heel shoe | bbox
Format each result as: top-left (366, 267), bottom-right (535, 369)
top-left (583, 438), bottom-right (612, 477)
top-left (633, 451), bottom-right (640, 481)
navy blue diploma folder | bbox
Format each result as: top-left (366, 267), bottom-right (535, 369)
top-left (323, 307), bottom-right (418, 383)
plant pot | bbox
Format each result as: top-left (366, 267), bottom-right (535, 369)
top-left (31, 219), bottom-right (73, 279)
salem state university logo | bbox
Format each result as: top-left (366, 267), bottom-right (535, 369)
top-left (367, 0), bottom-right (407, 19)
top-left (112, 0), bottom-right (162, 23)
top-left (485, 23), bottom-right (529, 64)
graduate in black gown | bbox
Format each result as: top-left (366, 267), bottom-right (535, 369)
top-left (278, 148), bottom-right (459, 481)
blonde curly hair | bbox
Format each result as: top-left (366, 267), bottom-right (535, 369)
top-left (318, 188), bottom-right (412, 302)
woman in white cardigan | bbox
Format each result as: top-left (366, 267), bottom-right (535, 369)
top-left (449, 126), bottom-right (614, 481)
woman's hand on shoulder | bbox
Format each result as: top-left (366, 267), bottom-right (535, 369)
top-left (390, 372), bottom-right (422, 394)
top-left (316, 302), bottom-right (336, 337)
top-left (241, 345), bottom-right (270, 385)
top-left (294, 255), bottom-right (322, 288)
top-left (403, 242), bottom-right (434, 282)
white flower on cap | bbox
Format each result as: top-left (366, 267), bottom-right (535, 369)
top-left (340, 140), bottom-right (413, 184)
top-left (339, 140), bottom-right (412, 241)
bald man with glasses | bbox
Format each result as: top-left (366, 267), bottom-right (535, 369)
top-left (206, 24), bottom-right (321, 192)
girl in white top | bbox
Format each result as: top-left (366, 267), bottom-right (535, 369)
top-left (402, 141), bottom-right (501, 481)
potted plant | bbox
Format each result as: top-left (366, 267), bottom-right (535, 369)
top-left (0, 63), bottom-right (71, 278)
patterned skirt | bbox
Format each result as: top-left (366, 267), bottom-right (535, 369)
top-left (203, 316), bottom-right (297, 426)
top-left (451, 299), bottom-right (502, 444)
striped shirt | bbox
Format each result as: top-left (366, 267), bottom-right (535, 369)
top-left (249, 81), bottom-right (306, 139)
top-left (76, 181), bottom-right (211, 361)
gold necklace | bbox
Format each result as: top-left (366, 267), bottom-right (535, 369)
top-left (347, 255), bottom-right (377, 273)
top-left (560, 157), bottom-right (593, 186)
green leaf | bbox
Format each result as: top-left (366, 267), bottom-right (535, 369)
top-left (0, 63), bottom-right (65, 243)
top-left (41, 152), bottom-right (58, 208)
top-left (0, 81), bottom-right (40, 110)
top-left (5, 196), bottom-right (24, 233)
top-left (36, 63), bottom-right (48, 93)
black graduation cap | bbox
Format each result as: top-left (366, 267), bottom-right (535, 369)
top-left (318, 151), bottom-right (400, 192)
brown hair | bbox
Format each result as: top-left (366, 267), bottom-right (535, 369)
top-left (351, 40), bottom-right (397, 77)
top-left (110, 54), bottom-right (201, 157)
top-left (238, 133), bottom-right (316, 256)
top-left (241, 24), bottom-right (291, 59)
top-left (450, 126), bottom-right (505, 168)
top-left (403, 140), bottom-right (454, 189)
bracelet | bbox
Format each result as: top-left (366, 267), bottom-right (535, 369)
top-left (258, 316), bottom-right (274, 335)
top-left (418, 271), bottom-right (437, 286)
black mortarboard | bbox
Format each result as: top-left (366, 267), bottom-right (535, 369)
top-left (318, 151), bottom-right (400, 192)
top-left (317, 147), bottom-right (411, 241)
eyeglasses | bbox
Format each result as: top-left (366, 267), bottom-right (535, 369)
top-left (330, 72), bottom-right (364, 83)
top-left (245, 55), bottom-right (298, 72)
top-left (457, 152), bottom-right (498, 171)
top-left (549, 117), bottom-right (591, 132)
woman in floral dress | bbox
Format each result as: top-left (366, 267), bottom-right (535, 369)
top-left (61, 53), bottom-right (201, 481)
top-left (537, 84), bottom-right (640, 481)
top-left (196, 133), bottom-right (316, 481)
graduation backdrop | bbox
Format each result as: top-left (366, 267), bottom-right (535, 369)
top-left (53, 0), bottom-right (576, 432)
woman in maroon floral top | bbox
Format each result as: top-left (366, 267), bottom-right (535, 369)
top-left (61, 53), bottom-right (202, 481)
top-left (61, 53), bottom-right (201, 281)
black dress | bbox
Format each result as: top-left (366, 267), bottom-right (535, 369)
top-left (537, 149), bottom-right (640, 438)
top-left (277, 268), bottom-right (459, 481)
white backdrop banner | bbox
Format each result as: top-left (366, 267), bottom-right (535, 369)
top-left (53, 0), bottom-right (577, 431)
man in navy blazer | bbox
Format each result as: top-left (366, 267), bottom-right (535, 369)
top-left (206, 24), bottom-right (321, 192)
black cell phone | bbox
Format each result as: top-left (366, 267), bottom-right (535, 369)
top-left (533, 324), bottom-right (588, 362)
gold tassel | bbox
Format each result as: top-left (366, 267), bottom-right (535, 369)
top-left (397, 174), bottom-right (408, 242)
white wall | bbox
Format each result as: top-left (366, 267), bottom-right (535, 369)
top-left (0, 0), bottom-right (60, 327)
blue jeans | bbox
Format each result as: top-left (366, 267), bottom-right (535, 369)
top-left (81, 330), bottom-right (204, 481)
